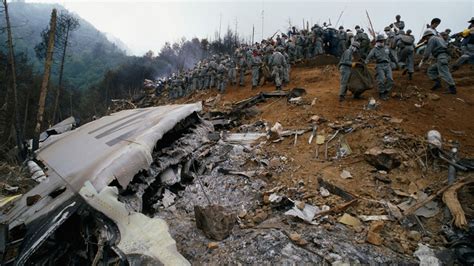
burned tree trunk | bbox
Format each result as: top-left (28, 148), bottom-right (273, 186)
top-left (33, 8), bottom-right (57, 151)
top-left (51, 13), bottom-right (79, 124)
top-left (2, 0), bottom-right (23, 156)
top-left (51, 23), bottom-right (69, 124)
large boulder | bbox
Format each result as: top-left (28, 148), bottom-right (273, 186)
top-left (194, 205), bottom-right (236, 241)
top-left (364, 147), bottom-right (401, 171)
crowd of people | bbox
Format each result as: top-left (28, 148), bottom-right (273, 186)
top-left (149, 15), bottom-right (474, 102)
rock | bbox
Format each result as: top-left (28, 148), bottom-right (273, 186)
top-left (422, 236), bottom-right (431, 243)
top-left (374, 174), bottom-right (391, 183)
top-left (195, 205), bottom-right (236, 241)
top-left (323, 223), bottom-right (334, 231)
top-left (370, 221), bottom-right (384, 233)
top-left (208, 242), bottom-right (219, 249)
top-left (408, 230), bottom-right (422, 241)
top-left (338, 213), bottom-right (362, 227)
top-left (367, 231), bottom-right (383, 246)
top-left (160, 166), bottom-right (181, 186)
top-left (296, 201), bottom-right (305, 210)
top-left (340, 170), bottom-right (353, 179)
top-left (310, 115), bottom-right (320, 123)
top-left (289, 232), bottom-right (308, 246)
top-left (263, 194), bottom-right (270, 204)
top-left (252, 210), bottom-right (268, 224)
top-left (238, 209), bottom-right (248, 218)
top-left (364, 147), bottom-right (401, 171)
top-left (269, 122), bottom-right (283, 140)
top-left (269, 157), bottom-right (280, 168)
top-left (367, 221), bottom-right (384, 246)
top-left (389, 118), bottom-right (403, 124)
top-left (289, 232), bottom-right (301, 242)
top-left (320, 187), bottom-right (330, 197)
top-left (161, 189), bottom-right (176, 208)
top-left (428, 93), bottom-right (440, 101)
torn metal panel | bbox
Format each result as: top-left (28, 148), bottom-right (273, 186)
top-left (222, 132), bottom-right (266, 145)
top-left (80, 182), bottom-right (190, 265)
top-left (40, 103), bottom-right (202, 191)
top-left (14, 196), bottom-right (83, 265)
top-left (39, 116), bottom-right (77, 142)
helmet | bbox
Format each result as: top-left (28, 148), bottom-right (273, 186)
top-left (384, 26), bottom-right (391, 32)
top-left (396, 15), bottom-right (401, 19)
top-left (351, 41), bottom-right (360, 49)
top-left (355, 25), bottom-right (360, 29)
top-left (376, 34), bottom-right (385, 42)
top-left (423, 29), bottom-right (435, 38)
top-left (339, 26), bottom-right (344, 30)
top-left (406, 29), bottom-right (412, 35)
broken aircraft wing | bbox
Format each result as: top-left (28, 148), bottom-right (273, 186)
top-left (1, 103), bottom-right (201, 265)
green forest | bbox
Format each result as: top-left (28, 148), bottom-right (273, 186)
top-left (0, 1), bottom-right (241, 161)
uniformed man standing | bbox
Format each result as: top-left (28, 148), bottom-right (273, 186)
top-left (384, 26), bottom-right (399, 69)
top-left (393, 15), bottom-right (405, 32)
top-left (216, 60), bottom-right (228, 93)
top-left (287, 39), bottom-right (297, 64)
top-left (268, 47), bottom-right (288, 90)
top-left (250, 48), bottom-right (262, 89)
top-left (396, 29), bottom-right (415, 80)
top-left (280, 46), bottom-right (291, 84)
top-left (338, 41), bottom-right (360, 102)
top-left (236, 51), bottom-right (247, 86)
top-left (226, 55), bottom-right (237, 86)
top-left (338, 26), bottom-right (348, 56)
top-left (312, 25), bottom-right (324, 56)
top-left (208, 56), bottom-right (218, 88)
top-left (419, 29), bottom-right (457, 94)
top-left (365, 35), bottom-right (396, 100)
top-left (354, 26), bottom-right (370, 59)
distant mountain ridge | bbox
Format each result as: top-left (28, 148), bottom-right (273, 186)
top-left (0, 2), bottom-right (128, 90)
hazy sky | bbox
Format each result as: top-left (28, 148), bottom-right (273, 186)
top-left (26, 0), bottom-right (474, 55)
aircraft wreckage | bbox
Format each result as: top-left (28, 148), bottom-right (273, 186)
top-left (0, 103), bottom-right (211, 265)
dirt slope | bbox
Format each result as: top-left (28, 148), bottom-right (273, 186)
top-left (170, 60), bottom-right (474, 259)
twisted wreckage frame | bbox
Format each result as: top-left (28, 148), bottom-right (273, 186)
top-left (0, 103), bottom-right (214, 265)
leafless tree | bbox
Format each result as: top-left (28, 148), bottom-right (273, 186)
top-left (51, 12), bottom-right (79, 124)
top-left (1, 0), bottom-right (23, 157)
top-left (33, 8), bottom-right (57, 150)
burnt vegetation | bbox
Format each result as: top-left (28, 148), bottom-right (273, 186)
top-left (0, 2), bottom-right (242, 161)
